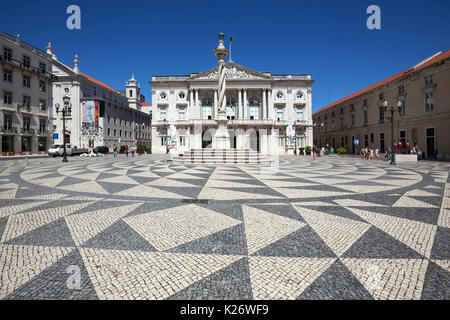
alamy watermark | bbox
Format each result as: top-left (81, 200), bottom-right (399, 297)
top-left (66, 5), bottom-right (81, 30)
top-left (366, 5), bottom-right (381, 30)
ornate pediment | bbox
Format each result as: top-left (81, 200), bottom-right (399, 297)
top-left (190, 62), bottom-right (272, 81)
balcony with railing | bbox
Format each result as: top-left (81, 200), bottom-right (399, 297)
top-left (152, 75), bottom-right (190, 81)
top-left (21, 127), bottom-right (34, 135)
top-left (0, 54), bottom-right (58, 81)
top-left (271, 74), bottom-right (311, 80)
top-left (1, 126), bottom-right (17, 134)
top-left (37, 129), bottom-right (49, 136)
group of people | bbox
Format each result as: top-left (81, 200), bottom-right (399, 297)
top-left (360, 147), bottom-right (380, 160)
top-left (113, 144), bottom-right (137, 159)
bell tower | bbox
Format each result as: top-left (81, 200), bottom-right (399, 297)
top-left (126, 74), bottom-right (141, 110)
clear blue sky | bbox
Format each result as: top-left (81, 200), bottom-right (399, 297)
top-left (1, 0), bottom-right (449, 112)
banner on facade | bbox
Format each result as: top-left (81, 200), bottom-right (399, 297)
top-left (168, 124), bottom-right (177, 148)
top-left (285, 125), bottom-right (296, 149)
top-left (82, 101), bottom-right (95, 125)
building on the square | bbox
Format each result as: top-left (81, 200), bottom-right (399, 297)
top-left (313, 50), bottom-right (450, 159)
top-left (150, 44), bottom-right (313, 155)
top-left (49, 46), bottom-right (152, 149)
top-left (0, 31), bottom-right (56, 155)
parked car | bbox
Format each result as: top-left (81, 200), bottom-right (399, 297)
top-left (48, 144), bottom-right (89, 157)
top-left (48, 144), bottom-right (63, 157)
top-left (93, 146), bottom-right (109, 154)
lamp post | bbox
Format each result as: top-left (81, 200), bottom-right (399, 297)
top-left (55, 96), bottom-right (72, 162)
top-left (382, 100), bottom-right (402, 165)
top-left (163, 119), bottom-right (169, 154)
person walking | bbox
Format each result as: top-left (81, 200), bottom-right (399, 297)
top-left (113, 144), bottom-right (118, 159)
top-left (131, 146), bottom-right (135, 157)
top-left (125, 145), bottom-right (129, 157)
top-left (313, 145), bottom-right (317, 160)
top-left (386, 147), bottom-right (391, 162)
top-left (434, 147), bottom-right (439, 160)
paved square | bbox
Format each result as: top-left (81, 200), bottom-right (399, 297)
top-left (0, 155), bottom-right (449, 300)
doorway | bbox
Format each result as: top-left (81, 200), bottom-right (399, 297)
top-left (426, 128), bottom-right (435, 159)
top-left (249, 130), bottom-right (260, 152)
top-left (202, 129), bottom-right (212, 149)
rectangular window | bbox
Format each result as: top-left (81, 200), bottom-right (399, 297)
top-left (378, 93), bottom-right (384, 101)
top-left (114, 129), bottom-right (116, 136)
top-left (398, 85), bottom-right (405, 95)
top-left (3, 47), bottom-right (12, 61)
top-left (39, 119), bottom-right (46, 134)
top-left (370, 133), bottom-right (374, 144)
top-left (161, 136), bottom-right (167, 146)
top-left (363, 99), bottom-right (367, 107)
top-left (278, 136), bottom-right (285, 147)
top-left (160, 108), bottom-right (167, 120)
top-left (179, 108), bottom-right (186, 120)
top-left (4, 114), bottom-right (13, 129)
top-left (107, 128), bottom-right (110, 136)
top-left (124, 131), bottom-right (127, 137)
top-left (39, 99), bottom-right (46, 110)
top-left (23, 56), bottom-right (31, 69)
top-left (351, 113), bottom-right (355, 127)
top-left (364, 134), bottom-right (368, 147)
top-left (363, 110), bottom-right (368, 125)
top-left (39, 81), bottom-right (46, 92)
top-left (3, 69), bottom-right (12, 82)
top-left (3, 91), bottom-right (12, 104)
top-left (23, 96), bottom-right (31, 108)
top-left (119, 130), bottom-right (122, 137)
top-left (276, 108), bottom-right (284, 121)
top-left (39, 62), bottom-right (46, 74)
top-left (23, 76), bottom-right (31, 88)
top-left (399, 100), bottom-right (406, 116)
top-left (425, 74), bottom-right (434, 86)
top-left (93, 87), bottom-right (97, 96)
top-left (379, 107), bottom-right (385, 123)
top-left (425, 91), bottom-right (434, 112)
top-left (296, 107), bottom-right (304, 121)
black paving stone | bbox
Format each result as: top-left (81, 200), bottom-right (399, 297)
top-left (5, 217), bottom-right (75, 247)
top-left (82, 219), bottom-right (156, 252)
top-left (298, 260), bottom-right (373, 300)
top-left (421, 261), bottom-right (450, 300)
top-left (168, 223), bottom-right (247, 256)
top-left (168, 257), bottom-right (253, 300)
top-left (430, 226), bottom-right (450, 260)
top-left (342, 226), bottom-right (424, 259)
top-left (253, 225), bottom-right (336, 258)
top-left (4, 249), bottom-right (98, 300)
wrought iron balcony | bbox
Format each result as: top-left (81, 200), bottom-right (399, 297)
top-left (0, 54), bottom-right (58, 81)
top-left (21, 128), bottom-right (34, 135)
top-left (1, 126), bottom-right (17, 134)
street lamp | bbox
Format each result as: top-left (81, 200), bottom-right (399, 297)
top-left (163, 119), bottom-right (169, 154)
top-left (382, 100), bottom-right (402, 165)
top-left (55, 96), bottom-right (72, 162)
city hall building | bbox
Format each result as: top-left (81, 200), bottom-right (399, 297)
top-left (313, 50), bottom-right (450, 160)
top-left (150, 59), bottom-right (314, 155)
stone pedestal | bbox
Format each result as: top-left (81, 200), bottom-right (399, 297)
top-left (212, 115), bottom-right (230, 149)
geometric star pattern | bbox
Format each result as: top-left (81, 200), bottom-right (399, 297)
top-left (0, 155), bottom-right (449, 300)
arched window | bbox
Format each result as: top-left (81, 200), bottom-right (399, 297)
top-left (129, 90), bottom-right (133, 97)
top-left (226, 100), bottom-right (236, 119)
top-left (202, 99), bottom-right (212, 120)
top-left (249, 98), bottom-right (260, 120)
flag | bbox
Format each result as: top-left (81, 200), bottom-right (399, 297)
top-left (230, 37), bottom-right (235, 45)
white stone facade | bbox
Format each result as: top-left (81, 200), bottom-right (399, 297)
top-left (150, 62), bottom-right (314, 155)
top-left (0, 31), bottom-right (55, 155)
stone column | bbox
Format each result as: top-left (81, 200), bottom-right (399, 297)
top-left (243, 89), bottom-right (248, 119)
top-left (214, 89), bottom-right (218, 119)
top-left (263, 89), bottom-right (267, 119)
top-left (189, 89), bottom-right (194, 119)
top-left (195, 89), bottom-right (199, 119)
top-left (238, 89), bottom-right (242, 119)
top-left (268, 89), bottom-right (274, 119)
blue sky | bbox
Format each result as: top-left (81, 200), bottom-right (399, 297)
top-left (1, 0), bottom-right (449, 112)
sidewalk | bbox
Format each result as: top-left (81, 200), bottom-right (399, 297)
top-left (0, 154), bottom-right (49, 161)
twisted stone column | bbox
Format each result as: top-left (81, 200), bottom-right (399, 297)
top-left (217, 60), bottom-right (226, 114)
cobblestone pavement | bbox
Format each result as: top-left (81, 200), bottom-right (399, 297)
top-left (0, 154), bottom-right (449, 300)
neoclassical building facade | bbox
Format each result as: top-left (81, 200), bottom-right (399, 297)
top-left (150, 61), bottom-right (313, 155)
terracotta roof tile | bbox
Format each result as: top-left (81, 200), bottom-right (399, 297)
top-left (314, 50), bottom-right (450, 116)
